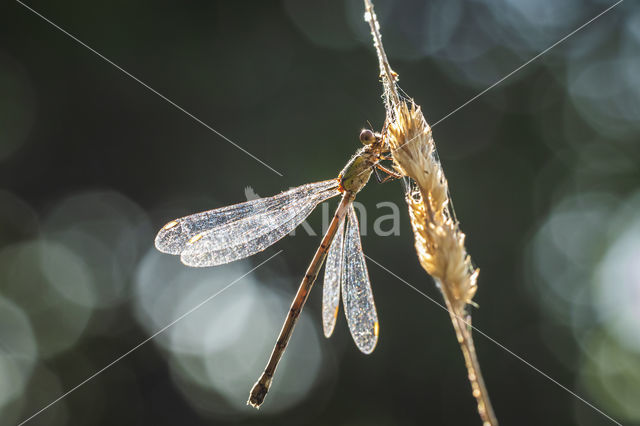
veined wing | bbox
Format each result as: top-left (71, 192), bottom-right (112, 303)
top-left (342, 205), bottom-right (379, 354)
top-left (155, 179), bottom-right (338, 255)
top-left (180, 184), bottom-right (339, 267)
top-left (322, 215), bottom-right (346, 338)
top-left (182, 189), bottom-right (328, 254)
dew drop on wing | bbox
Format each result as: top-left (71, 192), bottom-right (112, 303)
top-left (155, 179), bottom-right (338, 255)
top-left (322, 216), bottom-right (346, 338)
top-left (342, 204), bottom-right (379, 354)
top-left (180, 185), bottom-right (340, 267)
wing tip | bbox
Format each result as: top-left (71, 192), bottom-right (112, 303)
top-left (154, 219), bottom-right (187, 255)
top-left (323, 321), bottom-right (337, 339)
top-left (359, 336), bottom-right (378, 354)
top-left (154, 231), bottom-right (176, 254)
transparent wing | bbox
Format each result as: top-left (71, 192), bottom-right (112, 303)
top-left (342, 205), bottom-right (379, 354)
top-left (180, 184), bottom-right (339, 267)
top-left (155, 179), bottom-right (338, 255)
top-left (322, 216), bottom-right (346, 338)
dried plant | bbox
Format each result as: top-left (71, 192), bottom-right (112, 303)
top-left (363, 1), bottom-right (498, 424)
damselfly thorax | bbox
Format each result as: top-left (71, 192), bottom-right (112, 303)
top-left (338, 129), bottom-right (385, 194)
top-left (155, 129), bottom-right (399, 408)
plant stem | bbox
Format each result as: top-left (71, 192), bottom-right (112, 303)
top-left (363, 0), bottom-right (400, 112)
top-left (440, 282), bottom-right (498, 426)
top-left (363, 1), bottom-right (498, 424)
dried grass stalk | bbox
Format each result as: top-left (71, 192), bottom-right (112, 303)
top-left (387, 103), bottom-right (478, 311)
top-left (387, 103), bottom-right (496, 425)
top-left (363, 1), bottom-right (498, 424)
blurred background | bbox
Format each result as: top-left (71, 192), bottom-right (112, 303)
top-left (1, 0), bottom-right (639, 425)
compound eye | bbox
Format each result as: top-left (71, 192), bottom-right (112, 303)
top-left (359, 129), bottom-right (376, 145)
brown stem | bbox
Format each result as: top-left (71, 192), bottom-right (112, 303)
top-left (363, 2), bottom-right (497, 424)
top-left (440, 285), bottom-right (498, 426)
top-left (363, 0), bottom-right (400, 109)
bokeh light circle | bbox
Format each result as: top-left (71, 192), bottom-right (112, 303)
top-left (0, 240), bottom-right (94, 358)
top-left (43, 190), bottom-right (152, 308)
top-left (135, 249), bottom-right (327, 418)
top-left (0, 296), bottom-right (37, 415)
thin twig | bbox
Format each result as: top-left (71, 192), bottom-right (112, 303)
top-left (363, 0), bottom-right (399, 113)
top-left (363, 1), bottom-right (498, 424)
top-left (441, 283), bottom-right (498, 426)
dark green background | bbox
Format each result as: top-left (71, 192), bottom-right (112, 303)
top-left (1, 1), bottom-right (639, 425)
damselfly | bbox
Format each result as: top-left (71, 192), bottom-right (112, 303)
top-left (155, 129), bottom-right (400, 407)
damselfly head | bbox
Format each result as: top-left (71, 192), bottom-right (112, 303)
top-left (359, 129), bottom-right (376, 145)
